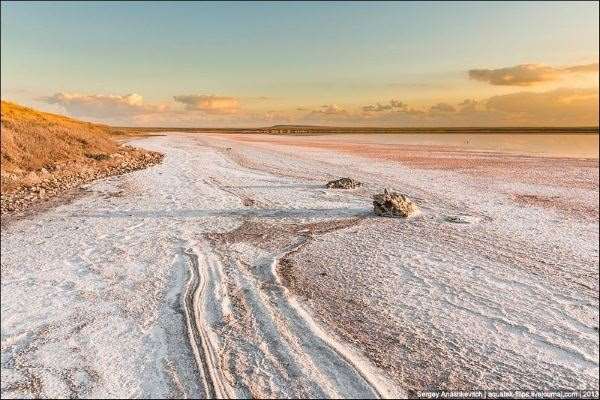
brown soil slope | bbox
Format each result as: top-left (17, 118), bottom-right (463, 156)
top-left (1, 101), bottom-right (162, 213)
top-left (0, 101), bottom-right (127, 173)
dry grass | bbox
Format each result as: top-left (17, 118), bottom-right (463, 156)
top-left (0, 101), bottom-right (121, 174)
top-left (0, 101), bottom-right (157, 193)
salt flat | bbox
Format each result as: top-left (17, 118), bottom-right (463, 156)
top-left (1, 133), bottom-right (598, 398)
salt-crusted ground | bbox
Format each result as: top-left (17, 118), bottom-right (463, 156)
top-left (1, 133), bottom-right (598, 398)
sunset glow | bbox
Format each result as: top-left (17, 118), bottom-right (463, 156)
top-left (2, 1), bottom-right (598, 127)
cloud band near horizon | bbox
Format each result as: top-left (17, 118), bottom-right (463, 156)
top-left (27, 61), bottom-right (600, 127)
top-left (469, 63), bottom-right (599, 86)
top-left (34, 86), bottom-right (598, 127)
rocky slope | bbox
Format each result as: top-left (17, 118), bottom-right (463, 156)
top-left (1, 101), bottom-right (162, 215)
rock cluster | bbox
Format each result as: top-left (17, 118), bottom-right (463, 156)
top-left (373, 189), bottom-right (419, 218)
top-left (1, 148), bottom-right (163, 214)
top-left (325, 177), bottom-right (362, 189)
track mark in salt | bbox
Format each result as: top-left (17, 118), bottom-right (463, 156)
top-left (182, 247), bottom-right (232, 399)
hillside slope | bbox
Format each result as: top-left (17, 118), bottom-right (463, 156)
top-left (0, 101), bottom-right (162, 214)
top-left (1, 101), bottom-right (121, 174)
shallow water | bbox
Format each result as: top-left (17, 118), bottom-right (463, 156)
top-left (294, 133), bottom-right (600, 158)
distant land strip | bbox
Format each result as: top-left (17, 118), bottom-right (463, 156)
top-left (114, 125), bottom-right (600, 136)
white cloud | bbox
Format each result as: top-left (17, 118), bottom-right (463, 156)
top-left (39, 93), bottom-right (166, 120)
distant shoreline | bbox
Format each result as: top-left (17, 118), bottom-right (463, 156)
top-left (115, 126), bottom-right (600, 136)
top-left (209, 131), bottom-right (600, 160)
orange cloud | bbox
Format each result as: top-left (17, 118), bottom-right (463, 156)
top-left (484, 88), bottom-right (598, 125)
top-left (468, 63), bottom-right (599, 86)
top-left (350, 88), bottom-right (599, 126)
top-left (173, 95), bottom-right (239, 114)
top-left (34, 84), bottom-right (598, 127)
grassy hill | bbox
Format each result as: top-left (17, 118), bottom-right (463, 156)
top-left (1, 101), bottom-right (162, 214)
top-left (0, 101), bottom-right (125, 175)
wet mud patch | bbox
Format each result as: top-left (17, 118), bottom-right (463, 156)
top-left (274, 257), bottom-right (475, 394)
top-left (205, 218), bottom-right (362, 253)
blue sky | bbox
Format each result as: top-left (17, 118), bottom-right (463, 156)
top-left (1, 1), bottom-right (598, 126)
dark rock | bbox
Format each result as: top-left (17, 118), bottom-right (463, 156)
top-left (326, 177), bottom-right (362, 189)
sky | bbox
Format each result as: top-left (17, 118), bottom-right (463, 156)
top-left (1, 1), bottom-right (598, 127)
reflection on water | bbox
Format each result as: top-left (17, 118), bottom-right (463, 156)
top-left (326, 134), bottom-right (599, 159)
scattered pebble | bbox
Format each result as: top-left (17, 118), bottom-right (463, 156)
top-left (1, 150), bottom-right (163, 214)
